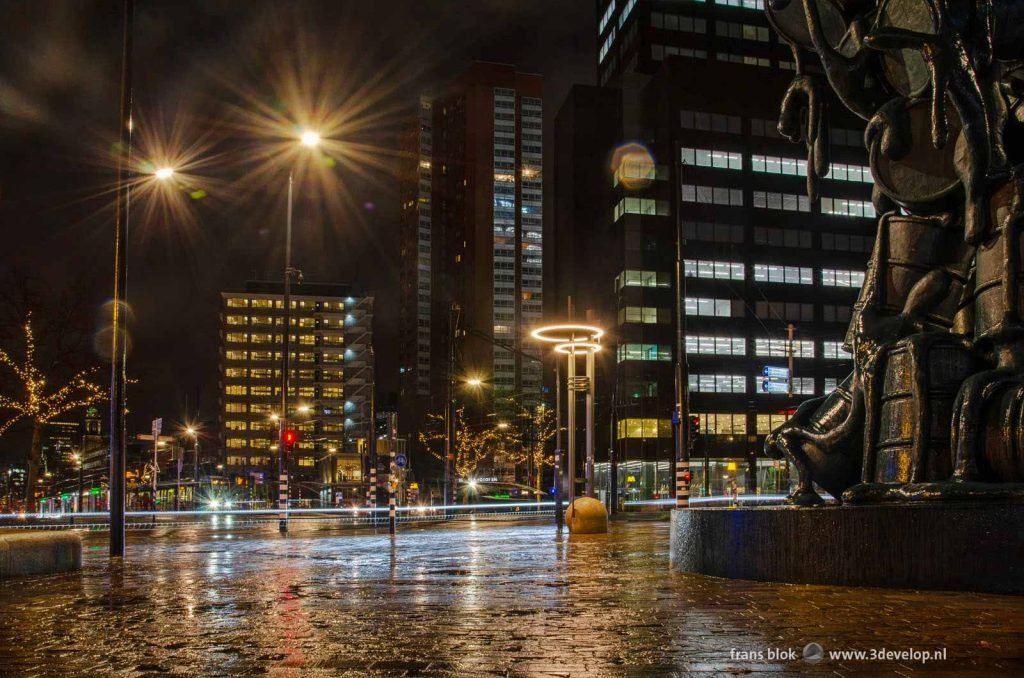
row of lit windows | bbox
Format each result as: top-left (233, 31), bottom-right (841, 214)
top-left (615, 269), bottom-right (672, 290)
top-left (617, 418), bottom-right (673, 440)
top-left (688, 375), bottom-right (820, 395)
top-left (821, 269), bottom-right (866, 287)
top-left (224, 351), bottom-right (344, 363)
top-left (617, 343), bottom-right (672, 362)
top-left (225, 298), bottom-right (348, 310)
top-left (681, 146), bottom-right (743, 170)
top-left (754, 263), bottom-right (813, 285)
top-left (685, 259), bottom-right (745, 280)
top-left (225, 333), bottom-right (344, 345)
top-left (224, 385), bottom-right (344, 398)
top-left (751, 155), bottom-right (872, 184)
top-left (674, 336), bottom-right (854, 359)
top-left (821, 197), bottom-right (876, 218)
top-left (614, 197), bottom-right (671, 220)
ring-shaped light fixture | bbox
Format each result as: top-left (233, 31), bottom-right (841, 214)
top-left (554, 340), bottom-right (602, 355)
top-left (531, 323), bottom-right (604, 344)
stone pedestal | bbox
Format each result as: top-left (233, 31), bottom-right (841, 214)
top-left (565, 497), bottom-right (608, 534)
top-left (0, 532), bottom-right (82, 578)
top-left (670, 503), bottom-right (1024, 593)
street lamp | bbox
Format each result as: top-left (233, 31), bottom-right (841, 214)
top-left (278, 129), bottom-right (322, 534)
top-left (154, 167), bottom-right (174, 180)
top-left (531, 324), bottom-right (604, 525)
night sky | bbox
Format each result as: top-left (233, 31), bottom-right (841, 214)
top-left (0, 0), bottom-right (595, 461)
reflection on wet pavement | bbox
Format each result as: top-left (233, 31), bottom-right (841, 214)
top-left (0, 520), bottom-right (1021, 675)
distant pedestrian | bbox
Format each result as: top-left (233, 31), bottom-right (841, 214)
top-left (729, 478), bottom-right (738, 507)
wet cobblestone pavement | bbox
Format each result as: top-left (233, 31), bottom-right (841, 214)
top-left (0, 520), bottom-right (1021, 676)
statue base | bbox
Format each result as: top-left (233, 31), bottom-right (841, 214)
top-left (669, 503), bottom-right (1024, 593)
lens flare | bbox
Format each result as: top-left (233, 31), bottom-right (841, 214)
top-left (610, 142), bottom-right (657, 190)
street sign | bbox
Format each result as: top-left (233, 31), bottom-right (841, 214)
top-left (152, 418), bottom-right (163, 439)
top-left (394, 453), bottom-right (408, 468)
top-left (762, 365), bottom-right (790, 393)
top-left (762, 379), bottom-right (790, 394)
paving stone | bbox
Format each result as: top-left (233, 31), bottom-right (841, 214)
top-left (0, 521), bottom-right (1020, 675)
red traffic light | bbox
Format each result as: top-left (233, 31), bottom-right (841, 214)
top-left (283, 430), bottom-right (298, 448)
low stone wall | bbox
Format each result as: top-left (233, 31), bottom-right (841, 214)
top-left (670, 503), bottom-right (1024, 593)
top-left (0, 532), bottom-right (82, 578)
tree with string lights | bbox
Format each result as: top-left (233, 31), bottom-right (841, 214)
top-left (502, 405), bottom-right (558, 498)
top-left (418, 405), bottom-right (504, 483)
top-left (0, 314), bottom-right (105, 512)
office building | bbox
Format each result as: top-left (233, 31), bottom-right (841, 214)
top-left (399, 63), bottom-right (546, 476)
top-left (552, 0), bottom-right (872, 499)
top-left (219, 281), bottom-right (374, 505)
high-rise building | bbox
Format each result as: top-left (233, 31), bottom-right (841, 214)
top-left (399, 63), bottom-right (546, 475)
top-left (41, 420), bottom-right (80, 469)
top-left (552, 1), bottom-right (872, 499)
top-left (219, 281), bottom-right (374, 505)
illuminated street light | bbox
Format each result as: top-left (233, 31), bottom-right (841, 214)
top-left (154, 167), bottom-right (174, 180)
top-left (532, 322), bottom-right (604, 528)
top-left (465, 377), bottom-right (483, 387)
top-left (300, 129), bottom-right (321, 148)
top-left (279, 130), bottom-right (325, 533)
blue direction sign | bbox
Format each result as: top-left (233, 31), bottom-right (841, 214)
top-left (394, 453), bottom-right (408, 468)
top-left (762, 365), bottom-right (790, 394)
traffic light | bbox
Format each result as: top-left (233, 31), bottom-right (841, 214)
top-left (689, 415), bottom-right (700, 438)
top-left (283, 429), bottom-right (298, 453)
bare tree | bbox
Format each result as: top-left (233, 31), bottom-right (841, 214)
top-left (504, 405), bottom-right (558, 496)
top-left (418, 405), bottom-right (504, 483)
top-left (0, 315), bottom-right (104, 511)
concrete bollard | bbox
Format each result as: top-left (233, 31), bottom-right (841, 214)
top-left (0, 532), bottom-right (82, 579)
top-left (565, 496), bottom-right (609, 534)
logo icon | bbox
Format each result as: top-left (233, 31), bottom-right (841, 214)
top-left (803, 642), bottom-right (824, 664)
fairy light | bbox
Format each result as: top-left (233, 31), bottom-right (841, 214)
top-left (0, 314), bottom-right (105, 436)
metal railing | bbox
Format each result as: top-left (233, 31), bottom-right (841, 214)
top-left (0, 501), bottom-right (556, 531)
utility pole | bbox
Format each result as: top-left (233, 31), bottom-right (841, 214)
top-left (367, 345), bottom-right (377, 508)
top-left (674, 138), bottom-right (691, 510)
top-left (787, 323), bottom-right (796, 398)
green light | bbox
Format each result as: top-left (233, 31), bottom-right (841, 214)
top-left (323, 156), bottom-right (337, 168)
top-left (189, 189), bottom-right (207, 200)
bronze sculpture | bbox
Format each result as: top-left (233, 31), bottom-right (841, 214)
top-left (763, 0), bottom-right (1024, 504)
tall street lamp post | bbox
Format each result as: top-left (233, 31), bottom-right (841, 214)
top-left (109, 0), bottom-right (135, 559)
top-left (531, 324), bottom-right (604, 515)
top-left (278, 130), bottom-right (320, 534)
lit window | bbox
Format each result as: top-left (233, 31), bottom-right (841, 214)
top-left (692, 413), bottom-right (747, 435)
top-left (822, 341), bottom-right (853, 360)
top-left (821, 269), bottom-right (866, 287)
top-left (685, 336), bottom-right (746, 355)
top-left (753, 264), bottom-right (813, 285)
top-left (684, 259), bottom-right (744, 280)
top-left (754, 338), bottom-right (815, 358)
